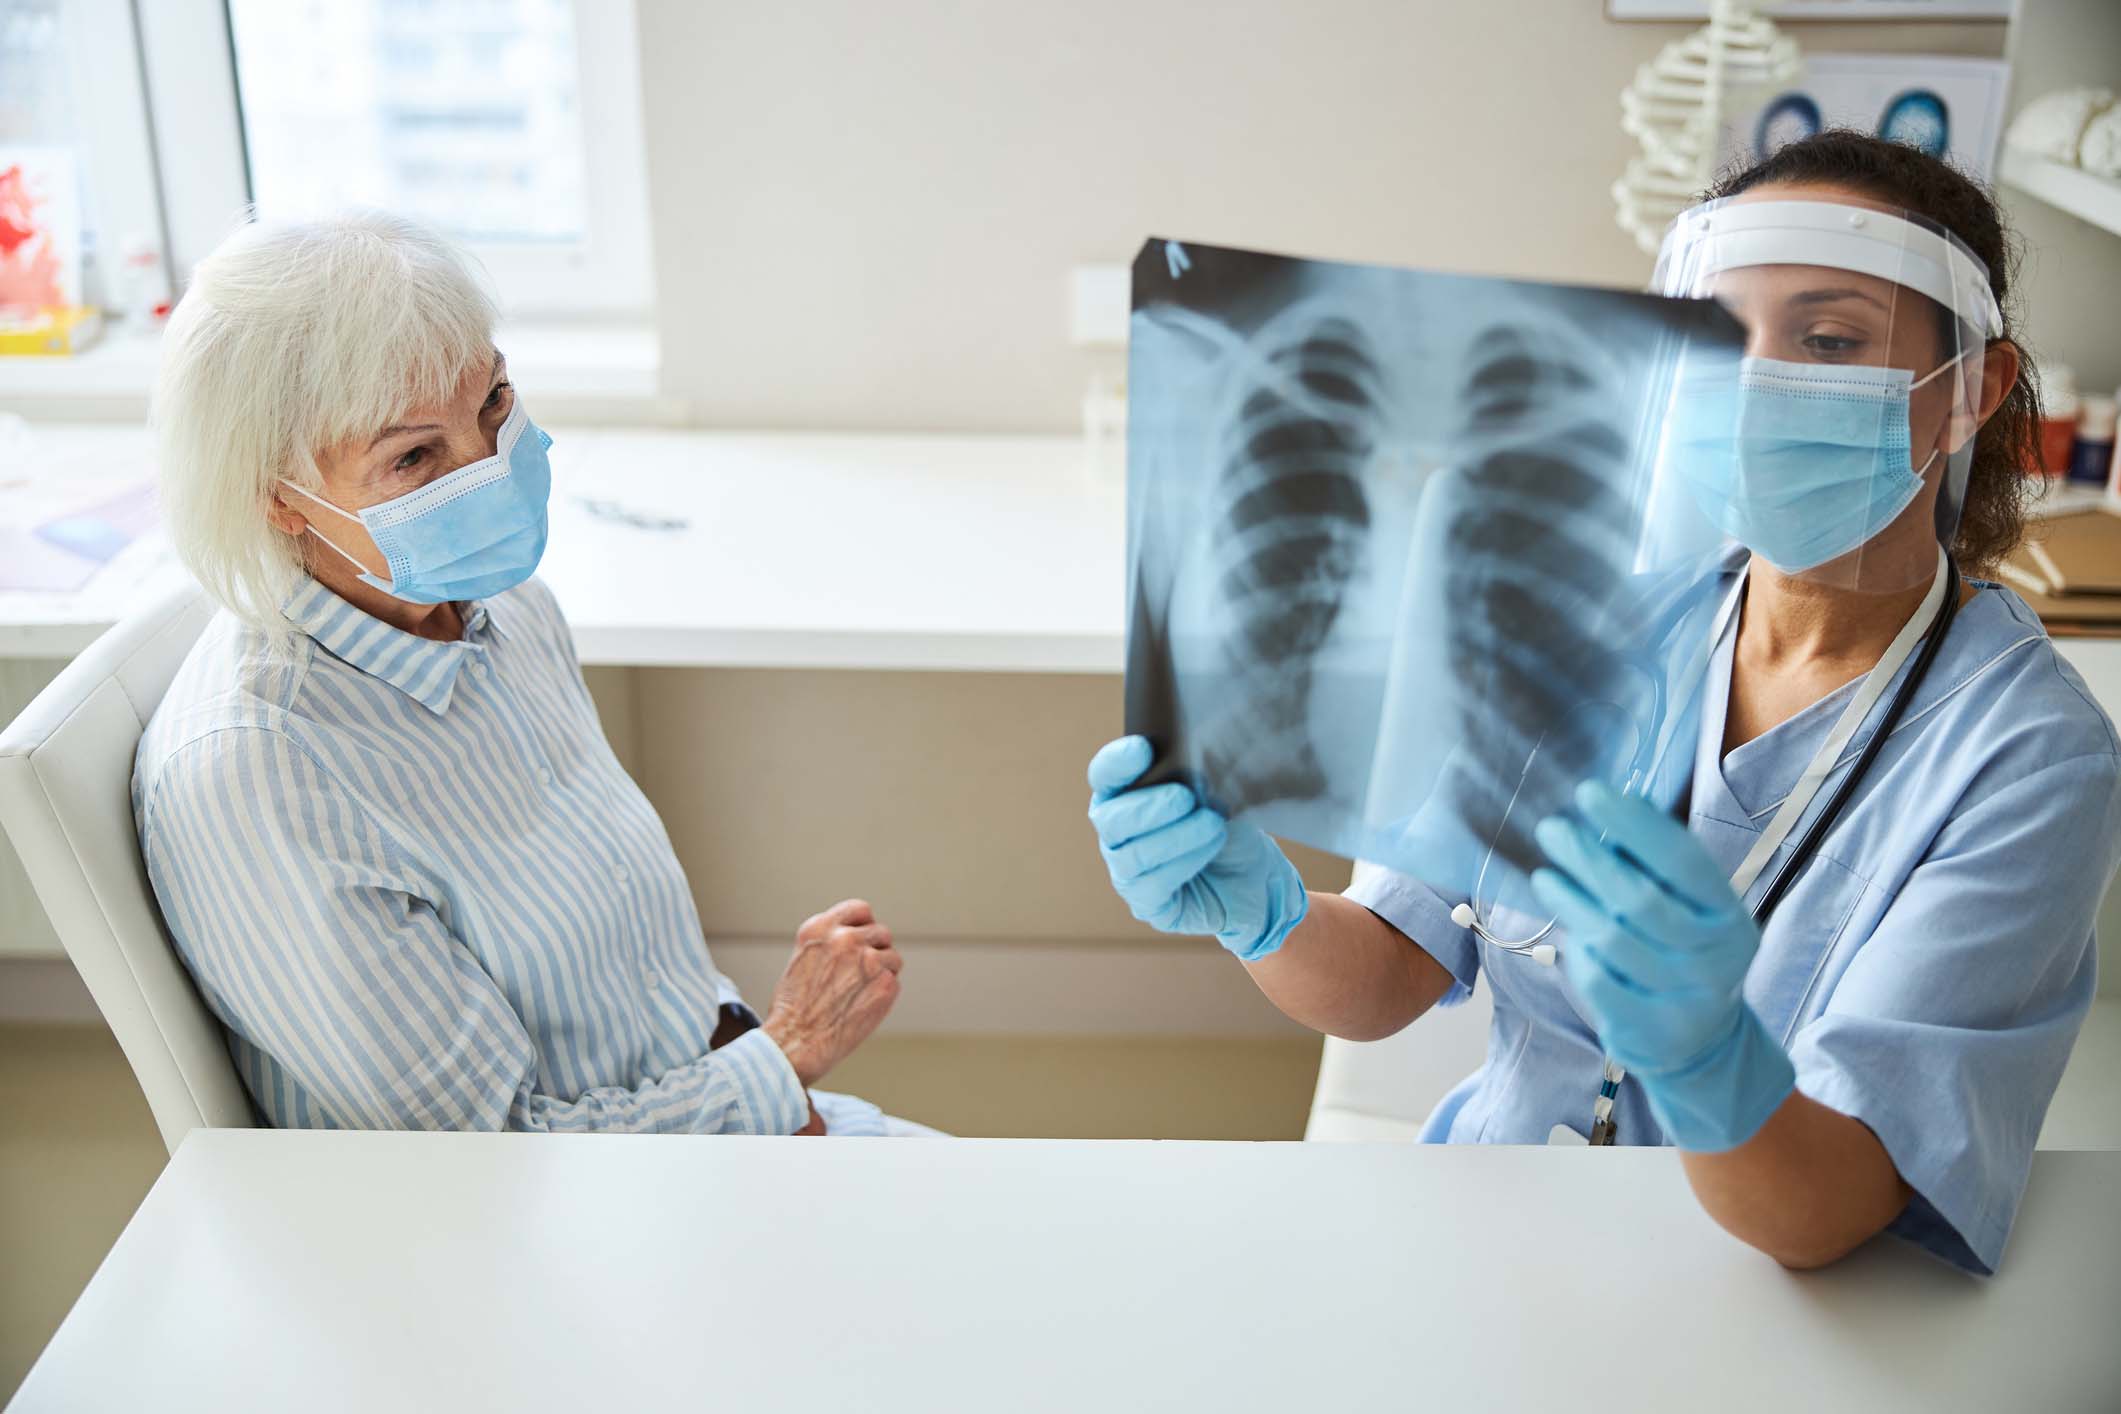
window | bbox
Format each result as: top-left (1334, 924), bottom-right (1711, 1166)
top-left (0, 0), bottom-right (168, 316)
top-left (227, 0), bottom-right (590, 246)
top-left (138, 0), bottom-right (652, 317)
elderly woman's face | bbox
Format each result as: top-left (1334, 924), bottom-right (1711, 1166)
top-left (271, 351), bottom-right (514, 576)
top-left (324, 350), bottom-right (513, 506)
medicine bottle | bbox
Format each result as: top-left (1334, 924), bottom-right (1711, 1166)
top-left (2072, 394), bottom-right (2116, 487)
top-left (2039, 362), bottom-right (2079, 476)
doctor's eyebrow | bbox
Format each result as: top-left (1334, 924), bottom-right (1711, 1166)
top-left (1786, 287), bottom-right (1892, 311)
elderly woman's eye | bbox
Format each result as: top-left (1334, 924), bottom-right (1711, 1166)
top-left (484, 380), bottom-right (513, 412)
top-left (393, 446), bottom-right (427, 473)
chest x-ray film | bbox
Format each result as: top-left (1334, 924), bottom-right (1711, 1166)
top-left (1125, 238), bottom-right (1747, 922)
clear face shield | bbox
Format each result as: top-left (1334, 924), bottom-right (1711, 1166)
top-left (1650, 196), bottom-right (2000, 595)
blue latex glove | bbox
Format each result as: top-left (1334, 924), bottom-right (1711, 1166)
top-left (1086, 736), bottom-right (1309, 962)
top-left (1529, 780), bottom-right (1795, 1152)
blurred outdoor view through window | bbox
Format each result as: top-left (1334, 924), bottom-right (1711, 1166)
top-left (228, 0), bottom-right (587, 245)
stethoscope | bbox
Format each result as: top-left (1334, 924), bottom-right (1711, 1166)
top-left (1445, 568), bottom-right (1741, 965)
top-left (1452, 551), bottom-right (1961, 1144)
top-left (1450, 551), bottom-right (1962, 967)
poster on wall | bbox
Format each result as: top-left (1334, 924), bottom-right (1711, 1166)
top-left (0, 147), bottom-right (82, 321)
top-left (1609, 1), bottom-right (2010, 17)
top-left (1719, 54), bottom-right (2012, 179)
top-left (1124, 238), bottom-right (1745, 919)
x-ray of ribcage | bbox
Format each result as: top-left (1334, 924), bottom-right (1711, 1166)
top-left (1124, 238), bottom-right (1743, 907)
top-left (1440, 323), bottom-right (1645, 874)
top-left (1196, 316), bottom-right (1383, 810)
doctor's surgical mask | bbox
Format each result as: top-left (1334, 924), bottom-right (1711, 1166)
top-left (1669, 354), bottom-right (1961, 574)
top-left (1651, 196), bottom-right (1998, 591)
top-left (283, 399), bottom-right (554, 604)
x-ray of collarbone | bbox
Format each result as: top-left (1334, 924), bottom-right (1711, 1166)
top-left (1124, 237), bottom-right (1743, 908)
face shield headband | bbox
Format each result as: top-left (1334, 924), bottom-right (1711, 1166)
top-left (1656, 199), bottom-right (2001, 339)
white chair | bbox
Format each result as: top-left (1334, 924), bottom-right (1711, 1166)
top-left (0, 585), bottom-right (254, 1153)
top-left (1304, 982), bottom-right (1490, 1142)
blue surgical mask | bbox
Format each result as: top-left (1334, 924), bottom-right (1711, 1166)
top-left (285, 400), bottom-right (553, 604)
top-left (1670, 355), bottom-right (1951, 573)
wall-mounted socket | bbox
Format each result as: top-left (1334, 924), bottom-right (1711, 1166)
top-left (1070, 264), bottom-right (1130, 348)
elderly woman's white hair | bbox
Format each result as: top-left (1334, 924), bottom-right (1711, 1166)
top-left (154, 211), bottom-right (497, 637)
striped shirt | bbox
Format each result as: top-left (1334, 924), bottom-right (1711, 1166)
top-left (134, 574), bottom-right (883, 1135)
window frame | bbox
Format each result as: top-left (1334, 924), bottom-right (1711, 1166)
top-left (8, 0), bottom-right (169, 313)
top-left (136, 0), bottom-right (654, 319)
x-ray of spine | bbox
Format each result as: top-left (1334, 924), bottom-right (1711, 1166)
top-left (1192, 311), bottom-right (1385, 809)
top-left (1125, 238), bottom-right (1744, 915)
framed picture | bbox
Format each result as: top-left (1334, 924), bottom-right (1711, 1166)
top-left (0, 147), bottom-right (82, 320)
top-left (1609, 1), bottom-right (2011, 18)
top-left (1719, 53), bottom-right (2013, 178)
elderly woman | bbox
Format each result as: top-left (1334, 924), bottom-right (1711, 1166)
top-left (136, 212), bottom-right (917, 1136)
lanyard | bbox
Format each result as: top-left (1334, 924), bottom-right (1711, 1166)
top-left (1725, 550), bottom-right (1951, 899)
top-left (1577, 550), bottom-right (1955, 1146)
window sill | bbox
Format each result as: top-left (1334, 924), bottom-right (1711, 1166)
top-left (0, 319), bottom-right (686, 426)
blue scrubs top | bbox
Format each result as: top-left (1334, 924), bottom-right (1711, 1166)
top-left (1345, 576), bottom-right (2121, 1274)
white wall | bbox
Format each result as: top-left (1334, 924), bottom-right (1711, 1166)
top-left (635, 0), bottom-right (2007, 433)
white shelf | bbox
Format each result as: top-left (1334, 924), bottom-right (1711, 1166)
top-left (1999, 146), bottom-right (2121, 240)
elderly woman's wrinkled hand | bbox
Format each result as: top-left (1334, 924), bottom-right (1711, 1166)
top-left (760, 899), bottom-right (903, 1087)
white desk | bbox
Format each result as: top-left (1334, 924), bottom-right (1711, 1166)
top-left (9, 1131), bottom-right (2117, 1412)
top-left (0, 426), bottom-right (1124, 671)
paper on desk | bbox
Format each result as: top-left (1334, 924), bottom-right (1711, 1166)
top-left (35, 480), bottom-right (159, 562)
top-left (0, 468), bottom-right (160, 592)
top-left (0, 525), bottom-right (100, 591)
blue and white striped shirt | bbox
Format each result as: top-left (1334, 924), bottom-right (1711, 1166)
top-left (134, 574), bottom-right (882, 1135)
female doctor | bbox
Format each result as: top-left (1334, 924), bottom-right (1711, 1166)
top-left (1086, 132), bottom-right (2121, 1274)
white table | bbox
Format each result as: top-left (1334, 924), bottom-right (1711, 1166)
top-left (9, 1131), bottom-right (2118, 1412)
top-left (0, 426), bottom-right (1125, 670)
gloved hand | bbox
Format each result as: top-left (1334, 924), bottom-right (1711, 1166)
top-left (1086, 736), bottom-right (1309, 962)
top-left (1529, 780), bottom-right (1795, 1152)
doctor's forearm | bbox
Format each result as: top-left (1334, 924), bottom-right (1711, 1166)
top-left (1241, 893), bottom-right (1455, 1040)
top-left (1678, 1091), bottom-right (1912, 1269)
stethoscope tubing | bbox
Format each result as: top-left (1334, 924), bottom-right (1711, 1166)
top-left (1746, 556), bottom-right (1961, 925)
top-left (1464, 555), bottom-right (1962, 952)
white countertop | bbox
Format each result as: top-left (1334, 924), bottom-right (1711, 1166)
top-left (0, 425), bottom-right (1126, 670)
top-left (543, 429), bottom-right (1123, 670)
top-left (9, 1130), bottom-right (2117, 1412)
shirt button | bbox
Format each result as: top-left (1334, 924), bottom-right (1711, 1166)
top-left (537, 767), bottom-right (554, 786)
top-left (643, 970), bottom-right (661, 990)
top-left (612, 864), bottom-right (630, 884)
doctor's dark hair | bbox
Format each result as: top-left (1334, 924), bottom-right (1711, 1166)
top-left (1706, 129), bottom-right (2042, 575)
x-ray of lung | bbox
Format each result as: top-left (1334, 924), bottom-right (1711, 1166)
top-left (1125, 238), bottom-right (1746, 918)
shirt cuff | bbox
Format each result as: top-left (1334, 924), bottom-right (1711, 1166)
top-left (716, 1028), bottom-right (811, 1135)
top-left (1794, 1051), bottom-right (2008, 1275)
top-left (811, 1089), bottom-right (890, 1137)
top-left (1343, 863), bottom-right (1480, 1005)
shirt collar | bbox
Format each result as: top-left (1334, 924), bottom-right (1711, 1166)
top-left (280, 576), bottom-right (499, 715)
